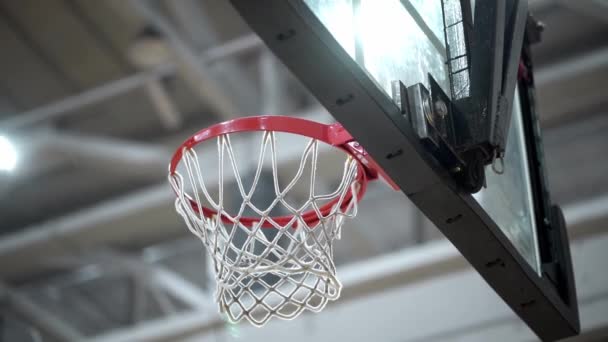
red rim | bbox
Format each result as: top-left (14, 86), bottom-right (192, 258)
top-left (169, 115), bottom-right (389, 228)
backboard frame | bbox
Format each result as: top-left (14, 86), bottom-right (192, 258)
top-left (229, 1), bottom-right (580, 340)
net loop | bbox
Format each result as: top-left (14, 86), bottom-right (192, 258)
top-left (169, 125), bottom-right (363, 326)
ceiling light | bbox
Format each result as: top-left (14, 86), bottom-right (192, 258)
top-left (0, 136), bottom-right (17, 171)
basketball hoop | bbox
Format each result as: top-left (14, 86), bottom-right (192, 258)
top-left (168, 116), bottom-right (396, 326)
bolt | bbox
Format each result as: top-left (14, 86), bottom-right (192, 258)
top-left (276, 29), bottom-right (296, 41)
top-left (336, 93), bottom-right (354, 106)
top-left (445, 213), bottom-right (462, 224)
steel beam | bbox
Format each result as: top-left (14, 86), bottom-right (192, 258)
top-left (529, 0), bottom-right (558, 13)
top-left (0, 65), bottom-right (172, 131)
top-left (85, 310), bottom-right (217, 342)
top-left (0, 106), bottom-right (333, 281)
top-left (131, 274), bottom-right (148, 324)
top-left (1, 284), bottom-right (83, 342)
top-left (43, 249), bottom-right (214, 317)
top-left (0, 25), bottom-right (593, 132)
top-left (203, 34), bottom-right (261, 64)
top-left (85, 220), bottom-right (608, 342)
top-left (0, 33), bottom-right (263, 131)
top-left (259, 51), bottom-right (283, 114)
top-left (144, 80), bottom-right (183, 130)
top-left (535, 46), bottom-right (608, 125)
top-left (37, 131), bottom-right (170, 178)
top-left (129, 0), bottom-right (240, 120)
top-left (0, 106), bottom-right (604, 281)
top-left (557, 0), bottom-right (608, 23)
top-left (165, 0), bottom-right (260, 112)
top-left (152, 267), bottom-right (214, 311)
top-left (0, 184), bottom-right (175, 280)
top-left (535, 46), bottom-right (608, 86)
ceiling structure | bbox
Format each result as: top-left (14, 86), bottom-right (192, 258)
top-left (0, 0), bottom-right (607, 341)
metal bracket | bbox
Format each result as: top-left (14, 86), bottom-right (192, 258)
top-left (391, 78), bottom-right (482, 192)
top-left (393, 0), bottom-right (530, 194)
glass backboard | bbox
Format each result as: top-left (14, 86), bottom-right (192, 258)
top-left (473, 90), bottom-right (541, 274)
top-left (304, 0), bottom-right (450, 101)
top-left (303, 0), bottom-right (541, 275)
top-left (229, 0), bottom-right (580, 339)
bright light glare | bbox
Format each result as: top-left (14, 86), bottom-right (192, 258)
top-left (0, 136), bottom-right (17, 171)
top-left (304, 0), bottom-right (450, 96)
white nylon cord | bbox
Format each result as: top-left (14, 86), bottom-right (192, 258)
top-left (169, 131), bottom-right (360, 326)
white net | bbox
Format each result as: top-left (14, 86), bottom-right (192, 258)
top-left (169, 130), bottom-right (361, 326)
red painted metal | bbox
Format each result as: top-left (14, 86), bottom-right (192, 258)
top-left (169, 115), bottom-right (398, 227)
